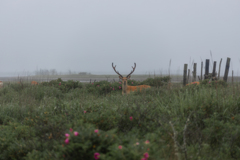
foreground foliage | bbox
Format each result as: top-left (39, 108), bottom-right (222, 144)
top-left (0, 77), bottom-right (240, 160)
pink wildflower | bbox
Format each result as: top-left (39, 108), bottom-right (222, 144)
top-left (65, 133), bottom-right (70, 138)
top-left (129, 116), bottom-right (133, 121)
top-left (136, 142), bottom-right (139, 145)
top-left (74, 131), bottom-right (79, 136)
top-left (94, 129), bottom-right (99, 133)
top-left (209, 82), bottom-right (211, 83)
top-left (84, 110), bottom-right (87, 114)
top-left (132, 82), bottom-right (133, 84)
top-left (144, 152), bottom-right (149, 158)
top-left (94, 152), bottom-right (100, 160)
top-left (113, 88), bottom-right (114, 91)
top-left (65, 138), bottom-right (69, 144)
top-left (92, 83), bottom-right (94, 85)
top-left (145, 140), bottom-right (150, 144)
top-left (119, 82), bottom-right (121, 84)
top-left (118, 145), bottom-right (122, 149)
top-left (70, 128), bottom-right (73, 132)
top-left (119, 86), bottom-right (121, 89)
top-left (59, 82), bottom-right (61, 85)
top-left (141, 158), bottom-right (147, 160)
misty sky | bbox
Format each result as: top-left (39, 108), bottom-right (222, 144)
top-left (0, 0), bottom-right (240, 76)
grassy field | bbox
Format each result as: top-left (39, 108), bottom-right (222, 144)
top-left (0, 77), bottom-right (240, 160)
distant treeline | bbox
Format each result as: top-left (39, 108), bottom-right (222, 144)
top-left (34, 69), bottom-right (91, 76)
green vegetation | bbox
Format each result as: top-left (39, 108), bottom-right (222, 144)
top-left (0, 77), bottom-right (240, 160)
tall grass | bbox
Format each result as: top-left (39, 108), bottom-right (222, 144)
top-left (0, 78), bottom-right (240, 159)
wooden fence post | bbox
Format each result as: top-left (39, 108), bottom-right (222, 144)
top-left (183, 64), bottom-right (188, 86)
top-left (204, 59), bottom-right (210, 79)
top-left (212, 61), bottom-right (217, 80)
top-left (193, 63), bottom-right (197, 82)
top-left (223, 57), bottom-right (231, 82)
top-left (218, 58), bottom-right (222, 80)
top-left (201, 61), bottom-right (203, 80)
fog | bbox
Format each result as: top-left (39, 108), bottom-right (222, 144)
top-left (0, 0), bottom-right (240, 77)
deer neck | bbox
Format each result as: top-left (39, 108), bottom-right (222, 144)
top-left (122, 79), bottom-right (128, 94)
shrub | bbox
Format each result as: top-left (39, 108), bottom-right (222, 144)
top-left (0, 122), bottom-right (36, 159)
top-left (200, 79), bottom-right (228, 87)
top-left (9, 83), bottom-right (29, 92)
top-left (85, 81), bottom-right (122, 95)
top-left (60, 122), bottom-right (119, 160)
top-left (0, 87), bottom-right (18, 103)
top-left (22, 86), bottom-right (63, 101)
top-left (41, 78), bottom-right (82, 93)
top-left (60, 121), bottom-right (155, 160)
top-left (127, 79), bottom-right (140, 86)
top-left (141, 76), bottom-right (171, 87)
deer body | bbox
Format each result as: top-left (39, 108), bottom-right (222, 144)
top-left (123, 84), bottom-right (151, 95)
top-left (31, 81), bottom-right (38, 85)
top-left (112, 63), bottom-right (151, 95)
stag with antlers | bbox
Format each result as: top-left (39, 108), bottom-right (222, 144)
top-left (112, 63), bottom-right (151, 95)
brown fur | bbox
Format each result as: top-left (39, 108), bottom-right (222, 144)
top-left (31, 81), bottom-right (38, 85)
top-left (120, 77), bottom-right (151, 95)
top-left (0, 81), bottom-right (3, 88)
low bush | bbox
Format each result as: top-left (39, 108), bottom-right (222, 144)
top-left (41, 78), bottom-right (83, 93)
top-left (141, 76), bottom-right (171, 87)
top-left (85, 81), bottom-right (122, 95)
top-left (23, 86), bottom-right (63, 101)
top-left (200, 79), bottom-right (227, 87)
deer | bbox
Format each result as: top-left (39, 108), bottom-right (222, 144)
top-left (112, 63), bottom-right (151, 95)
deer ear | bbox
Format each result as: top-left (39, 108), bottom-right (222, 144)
top-left (119, 76), bottom-right (123, 79)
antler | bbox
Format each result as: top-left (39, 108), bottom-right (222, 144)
top-left (112, 63), bottom-right (123, 78)
top-left (126, 63), bottom-right (136, 78)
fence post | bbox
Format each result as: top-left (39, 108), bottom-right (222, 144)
top-left (212, 61), bottom-right (217, 80)
top-left (223, 57), bottom-right (231, 82)
top-left (193, 63), bottom-right (197, 82)
top-left (218, 58), bottom-right (222, 80)
top-left (204, 59), bottom-right (210, 79)
top-left (183, 64), bottom-right (188, 86)
top-left (198, 76), bottom-right (201, 81)
top-left (188, 69), bottom-right (190, 84)
top-left (201, 61), bottom-right (203, 80)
